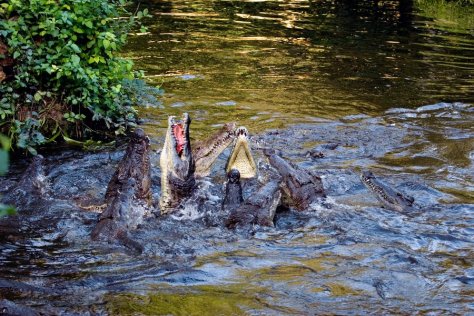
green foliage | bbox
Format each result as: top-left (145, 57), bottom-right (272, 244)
top-left (0, 134), bottom-right (9, 174)
top-left (0, 134), bottom-right (15, 217)
top-left (0, 0), bottom-right (151, 151)
top-left (123, 78), bottom-right (164, 108)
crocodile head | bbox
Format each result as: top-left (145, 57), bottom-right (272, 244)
top-left (193, 122), bottom-right (237, 177)
top-left (264, 150), bottom-right (325, 210)
top-left (160, 113), bottom-right (196, 213)
top-left (105, 128), bottom-right (151, 205)
top-left (225, 127), bottom-right (257, 179)
top-left (360, 170), bottom-right (415, 213)
top-left (222, 168), bottom-right (244, 213)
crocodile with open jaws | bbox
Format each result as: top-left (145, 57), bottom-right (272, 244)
top-left (159, 113), bottom-right (257, 214)
top-left (2, 112), bottom-right (334, 251)
top-left (159, 113), bottom-right (196, 214)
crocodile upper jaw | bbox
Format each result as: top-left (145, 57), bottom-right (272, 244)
top-left (193, 122), bottom-right (237, 177)
top-left (225, 127), bottom-right (257, 179)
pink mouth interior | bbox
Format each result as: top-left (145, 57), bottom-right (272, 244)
top-left (173, 123), bottom-right (185, 156)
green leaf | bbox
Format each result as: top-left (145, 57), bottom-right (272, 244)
top-left (0, 134), bottom-right (10, 150)
top-left (71, 54), bottom-right (80, 65)
top-left (70, 43), bottom-right (80, 53)
top-left (27, 146), bottom-right (37, 156)
top-left (0, 149), bottom-right (9, 175)
top-left (0, 204), bottom-right (16, 218)
top-left (84, 20), bottom-right (93, 28)
top-left (34, 92), bottom-right (42, 102)
top-left (13, 51), bottom-right (20, 59)
top-left (102, 39), bottom-right (110, 49)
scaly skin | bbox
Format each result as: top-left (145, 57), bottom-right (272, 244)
top-left (105, 128), bottom-right (152, 205)
top-left (264, 150), bottom-right (325, 210)
top-left (91, 178), bottom-right (144, 254)
top-left (360, 170), bottom-right (416, 213)
top-left (226, 180), bottom-right (281, 228)
top-left (160, 113), bottom-right (196, 214)
top-left (193, 122), bottom-right (237, 177)
top-left (91, 129), bottom-right (152, 254)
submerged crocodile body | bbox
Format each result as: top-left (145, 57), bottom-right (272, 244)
top-left (226, 178), bottom-right (282, 228)
top-left (91, 178), bottom-right (144, 253)
top-left (360, 170), bottom-right (416, 214)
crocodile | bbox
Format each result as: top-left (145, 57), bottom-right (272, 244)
top-left (225, 127), bottom-right (257, 179)
top-left (159, 112), bottom-right (260, 214)
top-left (105, 128), bottom-right (152, 205)
top-left (159, 113), bottom-right (196, 214)
top-left (91, 178), bottom-right (144, 253)
top-left (264, 150), bottom-right (326, 210)
top-left (360, 170), bottom-right (416, 214)
top-left (1, 155), bottom-right (48, 210)
top-left (226, 179), bottom-right (282, 228)
top-left (222, 168), bottom-right (244, 213)
top-left (193, 122), bottom-right (237, 177)
top-left (223, 131), bottom-right (283, 227)
top-left (90, 129), bottom-right (152, 252)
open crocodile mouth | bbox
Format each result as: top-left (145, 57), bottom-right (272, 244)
top-left (226, 127), bottom-right (257, 179)
top-left (172, 122), bottom-right (186, 156)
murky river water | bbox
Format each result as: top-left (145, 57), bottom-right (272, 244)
top-left (1, 0), bottom-right (474, 314)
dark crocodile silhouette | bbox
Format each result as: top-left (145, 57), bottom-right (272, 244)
top-left (91, 178), bottom-right (144, 253)
top-left (264, 150), bottom-right (326, 210)
top-left (105, 128), bottom-right (152, 205)
top-left (226, 179), bottom-right (282, 229)
top-left (222, 169), bottom-right (244, 214)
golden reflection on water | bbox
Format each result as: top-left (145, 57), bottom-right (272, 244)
top-left (106, 284), bottom-right (266, 315)
top-left (124, 0), bottom-right (473, 140)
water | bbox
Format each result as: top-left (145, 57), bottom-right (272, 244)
top-left (125, 0), bottom-right (474, 140)
top-left (1, 0), bottom-right (474, 314)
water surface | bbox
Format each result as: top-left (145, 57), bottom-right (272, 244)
top-left (124, 0), bottom-right (474, 139)
top-left (1, 0), bottom-right (473, 314)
